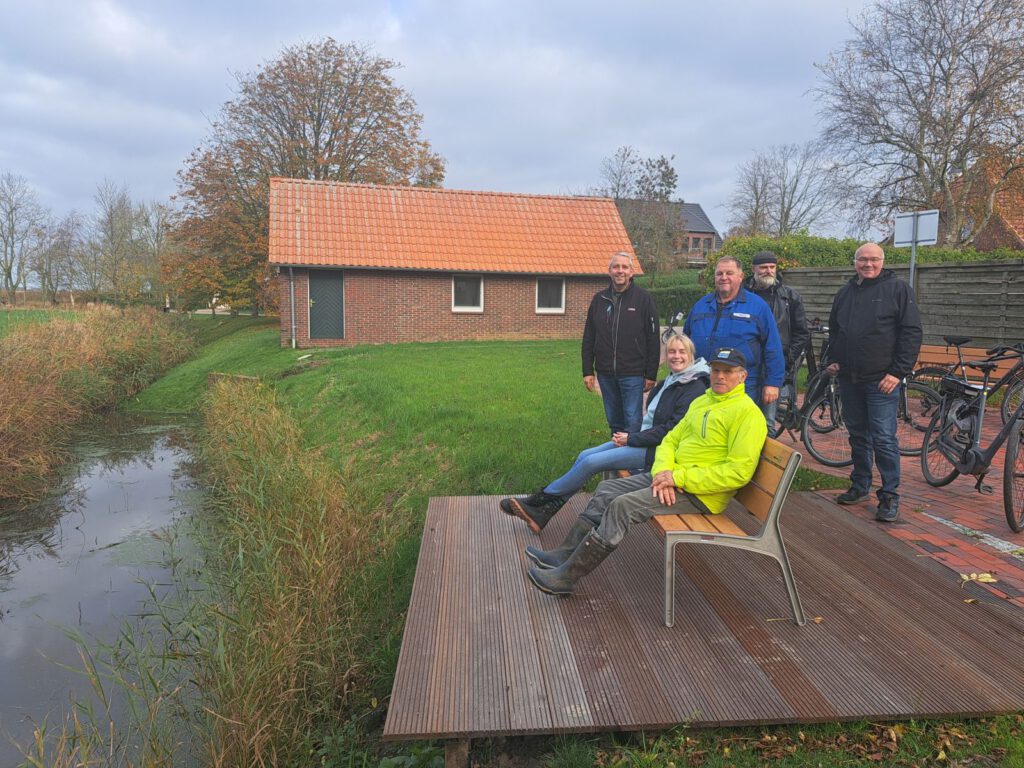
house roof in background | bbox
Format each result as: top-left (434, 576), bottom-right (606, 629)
top-left (679, 202), bottom-right (723, 247)
top-left (268, 178), bottom-right (637, 275)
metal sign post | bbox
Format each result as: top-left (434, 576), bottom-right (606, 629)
top-left (894, 209), bottom-right (939, 292)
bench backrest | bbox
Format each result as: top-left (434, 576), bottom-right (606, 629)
top-left (916, 344), bottom-right (1018, 381)
top-left (734, 438), bottom-right (797, 525)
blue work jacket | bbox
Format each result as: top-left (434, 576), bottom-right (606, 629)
top-left (684, 288), bottom-right (785, 399)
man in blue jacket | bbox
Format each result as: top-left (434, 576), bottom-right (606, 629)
top-left (685, 255), bottom-right (784, 407)
top-left (581, 252), bottom-right (660, 434)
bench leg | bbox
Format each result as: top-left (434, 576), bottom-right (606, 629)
top-left (663, 539), bottom-right (676, 627)
top-left (766, 530), bottom-right (806, 626)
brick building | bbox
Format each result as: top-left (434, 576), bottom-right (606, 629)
top-left (268, 178), bottom-right (638, 348)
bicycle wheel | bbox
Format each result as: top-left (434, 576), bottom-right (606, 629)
top-left (896, 381), bottom-right (942, 456)
top-left (771, 385), bottom-right (797, 437)
top-left (1005, 419), bottom-right (1024, 532)
top-left (920, 410), bottom-right (964, 487)
top-left (999, 377), bottom-right (1024, 426)
top-left (804, 375), bottom-right (838, 433)
top-left (911, 365), bottom-right (952, 393)
top-left (802, 389), bottom-right (852, 467)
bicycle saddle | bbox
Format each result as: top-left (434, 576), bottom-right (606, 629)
top-left (944, 335), bottom-right (972, 347)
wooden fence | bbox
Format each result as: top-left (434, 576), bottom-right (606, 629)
top-left (782, 259), bottom-right (1024, 347)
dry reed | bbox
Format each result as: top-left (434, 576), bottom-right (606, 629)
top-left (0, 307), bottom-right (194, 502)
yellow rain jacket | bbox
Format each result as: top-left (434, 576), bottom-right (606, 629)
top-left (650, 381), bottom-right (767, 513)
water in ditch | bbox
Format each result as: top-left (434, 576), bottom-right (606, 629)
top-left (0, 415), bottom-right (202, 766)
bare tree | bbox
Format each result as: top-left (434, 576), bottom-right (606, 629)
top-left (90, 180), bottom-right (146, 302)
top-left (814, 0), bottom-right (1024, 245)
top-left (597, 146), bottom-right (686, 272)
top-left (0, 172), bottom-right (46, 304)
top-left (727, 143), bottom-right (847, 237)
top-left (34, 211), bottom-right (84, 305)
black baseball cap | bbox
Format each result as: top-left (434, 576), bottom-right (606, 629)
top-left (711, 347), bottom-right (747, 369)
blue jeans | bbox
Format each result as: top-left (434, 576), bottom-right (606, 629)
top-left (837, 377), bottom-right (900, 496)
top-left (544, 441), bottom-right (648, 496)
top-left (596, 374), bottom-right (644, 433)
top-left (761, 381), bottom-right (793, 437)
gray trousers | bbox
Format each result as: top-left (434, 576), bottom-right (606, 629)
top-left (581, 472), bottom-right (703, 547)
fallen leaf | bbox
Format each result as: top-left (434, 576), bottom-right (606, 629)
top-left (964, 598), bottom-right (977, 603)
top-left (813, 616), bottom-right (824, 624)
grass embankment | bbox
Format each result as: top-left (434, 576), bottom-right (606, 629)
top-left (0, 307), bottom-right (195, 502)
top-left (88, 327), bottom-right (1019, 765)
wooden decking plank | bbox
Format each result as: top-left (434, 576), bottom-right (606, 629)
top-left (616, 524), bottom-right (795, 725)
top-left (384, 492), bottom-right (1024, 741)
top-left (382, 498), bottom-right (446, 738)
top-left (491, 498), bottom-right (554, 734)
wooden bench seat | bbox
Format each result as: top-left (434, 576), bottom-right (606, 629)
top-left (651, 438), bottom-right (806, 628)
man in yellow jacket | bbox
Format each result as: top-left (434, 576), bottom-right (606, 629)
top-left (527, 347), bottom-right (767, 596)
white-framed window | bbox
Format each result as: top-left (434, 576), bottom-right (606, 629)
top-left (452, 275), bottom-right (484, 312)
top-left (536, 276), bottom-right (565, 314)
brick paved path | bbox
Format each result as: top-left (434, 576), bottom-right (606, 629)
top-left (775, 424), bottom-right (1024, 608)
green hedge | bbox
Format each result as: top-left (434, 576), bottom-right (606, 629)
top-left (702, 234), bottom-right (1024, 284)
top-left (647, 286), bottom-right (707, 324)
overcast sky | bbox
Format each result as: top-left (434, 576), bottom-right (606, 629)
top-left (0, 0), bottom-right (872, 234)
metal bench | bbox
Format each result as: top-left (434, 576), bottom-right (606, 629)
top-left (650, 438), bottom-right (806, 628)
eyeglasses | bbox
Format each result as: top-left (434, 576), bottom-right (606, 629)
top-left (855, 257), bottom-right (883, 264)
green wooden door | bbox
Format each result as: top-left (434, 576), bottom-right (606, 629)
top-left (309, 270), bottom-right (344, 339)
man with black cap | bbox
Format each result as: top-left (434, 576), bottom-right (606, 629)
top-left (525, 347), bottom-right (767, 596)
top-left (743, 250), bottom-right (809, 434)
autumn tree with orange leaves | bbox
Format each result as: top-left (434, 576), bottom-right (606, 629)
top-left (170, 39), bottom-right (446, 312)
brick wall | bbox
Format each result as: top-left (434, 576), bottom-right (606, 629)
top-left (277, 268), bottom-right (609, 348)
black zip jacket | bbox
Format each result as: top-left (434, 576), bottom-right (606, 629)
top-left (743, 275), bottom-right (810, 373)
top-left (828, 269), bottom-right (922, 382)
top-left (626, 372), bottom-right (709, 468)
top-left (581, 280), bottom-right (660, 380)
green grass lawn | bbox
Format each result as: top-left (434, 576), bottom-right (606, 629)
top-left (0, 308), bottom-right (72, 337)
top-left (126, 327), bottom-right (1020, 766)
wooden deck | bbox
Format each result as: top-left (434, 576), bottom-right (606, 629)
top-left (383, 492), bottom-right (1024, 742)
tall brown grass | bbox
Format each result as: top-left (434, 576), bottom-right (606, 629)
top-left (0, 307), bottom-right (194, 502)
top-left (197, 379), bottom-right (389, 766)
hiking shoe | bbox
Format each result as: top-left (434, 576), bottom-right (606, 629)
top-left (836, 488), bottom-right (870, 505)
top-left (875, 492), bottom-right (900, 523)
top-left (509, 492), bottom-right (570, 534)
top-left (499, 489), bottom-right (545, 516)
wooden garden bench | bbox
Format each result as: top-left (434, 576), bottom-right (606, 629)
top-left (916, 339), bottom-right (1018, 386)
top-left (650, 438), bottom-right (806, 628)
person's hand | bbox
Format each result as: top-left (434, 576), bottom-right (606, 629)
top-left (878, 374), bottom-right (900, 395)
top-left (652, 470), bottom-right (677, 505)
top-left (762, 385), bottom-right (779, 404)
top-left (583, 375), bottom-right (596, 392)
top-left (644, 378), bottom-right (656, 392)
top-left (826, 363), bottom-right (840, 376)
top-left (612, 431), bottom-right (629, 447)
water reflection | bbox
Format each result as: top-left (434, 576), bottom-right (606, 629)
top-left (0, 414), bottom-right (201, 765)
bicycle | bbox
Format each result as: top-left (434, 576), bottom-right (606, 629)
top-left (912, 335), bottom-right (1024, 425)
top-left (777, 323), bottom-right (940, 466)
top-left (920, 356), bottom-right (1024, 532)
top-left (661, 311), bottom-right (686, 344)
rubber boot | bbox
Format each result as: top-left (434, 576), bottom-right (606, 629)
top-left (875, 491), bottom-right (900, 522)
top-left (524, 517), bottom-right (593, 569)
top-left (499, 488), bottom-right (545, 516)
top-left (527, 530), bottom-right (615, 596)
top-left (509, 491), bottom-right (571, 534)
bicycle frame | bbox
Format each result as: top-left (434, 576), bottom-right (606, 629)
top-left (932, 366), bottom-right (1024, 481)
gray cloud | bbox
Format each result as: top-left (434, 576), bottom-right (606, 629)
top-left (0, 0), bottom-right (869, 233)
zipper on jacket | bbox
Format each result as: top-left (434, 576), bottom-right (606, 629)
top-left (611, 291), bottom-right (622, 375)
top-left (701, 409), bottom-right (710, 438)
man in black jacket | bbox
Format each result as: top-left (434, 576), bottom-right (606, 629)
top-left (743, 250), bottom-right (809, 434)
top-left (826, 243), bottom-right (922, 522)
top-left (581, 252), bottom-right (660, 434)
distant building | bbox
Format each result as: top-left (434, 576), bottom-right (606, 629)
top-left (678, 202), bottom-right (723, 263)
top-left (944, 160), bottom-right (1024, 251)
top-left (267, 178), bottom-right (639, 348)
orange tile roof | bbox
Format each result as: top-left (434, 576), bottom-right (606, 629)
top-left (267, 178), bottom-right (638, 275)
